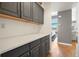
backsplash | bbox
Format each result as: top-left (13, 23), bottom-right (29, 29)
top-left (0, 17), bottom-right (42, 39)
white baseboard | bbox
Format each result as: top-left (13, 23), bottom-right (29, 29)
top-left (58, 42), bottom-right (72, 46)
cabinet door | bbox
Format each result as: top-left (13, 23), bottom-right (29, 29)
top-left (32, 2), bottom-right (44, 24)
top-left (41, 41), bottom-right (49, 57)
top-left (41, 41), bottom-right (46, 57)
top-left (32, 3), bottom-right (39, 23)
top-left (30, 45), bottom-right (41, 57)
top-left (38, 4), bottom-right (44, 24)
top-left (40, 35), bottom-right (50, 57)
top-left (21, 2), bottom-right (32, 20)
top-left (0, 2), bottom-right (20, 17)
top-left (45, 39), bottom-right (50, 55)
top-left (20, 52), bottom-right (30, 57)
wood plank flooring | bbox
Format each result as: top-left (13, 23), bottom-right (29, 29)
top-left (48, 39), bottom-right (77, 57)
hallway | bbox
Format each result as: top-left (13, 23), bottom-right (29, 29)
top-left (49, 37), bottom-right (76, 57)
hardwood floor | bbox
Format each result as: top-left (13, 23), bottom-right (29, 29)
top-left (49, 39), bottom-right (77, 57)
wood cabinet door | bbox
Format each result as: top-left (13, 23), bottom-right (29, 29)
top-left (30, 45), bottom-right (41, 57)
top-left (20, 52), bottom-right (30, 57)
top-left (38, 4), bottom-right (44, 24)
top-left (32, 2), bottom-right (44, 24)
top-left (40, 35), bottom-right (50, 57)
top-left (32, 2), bottom-right (39, 23)
top-left (21, 2), bottom-right (32, 20)
top-left (45, 39), bottom-right (50, 55)
top-left (0, 2), bottom-right (20, 17)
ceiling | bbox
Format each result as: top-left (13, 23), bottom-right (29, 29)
top-left (43, 2), bottom-right (77, 12)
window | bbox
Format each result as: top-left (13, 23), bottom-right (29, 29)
top-left (51, 16), bottom-right (58, 30)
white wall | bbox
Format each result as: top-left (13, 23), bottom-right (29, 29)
top-left (39, 5), bottom-right (52, 34)
top-left (72, 5), bottom-right (78, 41)
top-left (72, 3), bottom-right (79, 38)
top-left (76, 3), bottom-right (79, 33)
top-left (40, 3), bottom-right (57, 34)
top-left (75, 3), bottom-right (79, 56)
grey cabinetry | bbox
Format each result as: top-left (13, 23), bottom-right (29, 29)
top-left (45, 39), bottom-right (50, 55)
top-left (21, 2), bottom-right (32, 21)
top-left (38, 4), bottom-right (44, 24)
top-left (33, 3), bottom-right (44, 24)
top-left (30, 45), bottom-right (41, 57)
top-left (0, 2), bottom-right (44, 24)
top-left (41, 35), bottom-right (50, 57)
top-left (0, 2), bottom-right (20, 17)
top-left (20, 51), bottom-right (30, 57)
top-left (29, 39), bottom-right (41, 57)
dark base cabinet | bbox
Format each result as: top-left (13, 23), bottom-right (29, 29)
top-left (30, 45), bottom-right (41, 57)
top-left (20, 51), bottom-right (30, 57)
top-left (1, 35), bottom-right (50, 57)
top-left (40, 35), bottom-right (50, 57)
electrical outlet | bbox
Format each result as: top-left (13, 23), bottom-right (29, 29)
top-left (1, 24), bottom-right (5, 28)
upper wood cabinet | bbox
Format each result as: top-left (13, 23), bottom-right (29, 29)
top-left (38, 4), bottom-right (44, 24)
top-left (0, 2), bottom-right (44, 24)
top-left (0, 2), bottom-right (20, 17)
top-left (32, 3), bottom-right (44, 24)
top-left (21, 2), bottom-right (33, 21)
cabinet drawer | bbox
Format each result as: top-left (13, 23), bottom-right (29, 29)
top-left (41, 35), bottom-right (49, 42)
top-left (1, 44), bottom-right (29, 57)
top-left (30, 39), bottom-right (40, 49)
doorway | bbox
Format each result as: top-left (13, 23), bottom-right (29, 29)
top-left (51, 15), bottom-right (58, 42)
